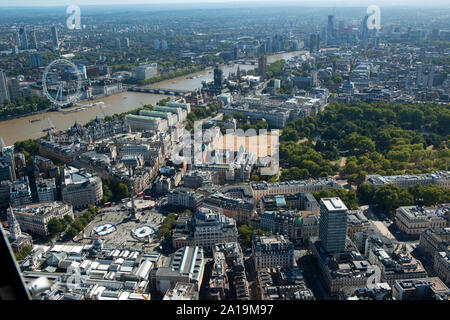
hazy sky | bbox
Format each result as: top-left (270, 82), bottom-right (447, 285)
top-left (0, 0), bottom-right (449, 7)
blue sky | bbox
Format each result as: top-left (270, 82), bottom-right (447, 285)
top-left (0, 0), bottom-right (448, 7)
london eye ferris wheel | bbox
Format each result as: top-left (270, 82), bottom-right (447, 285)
top-left (42, 58), bottom-right (83, 107)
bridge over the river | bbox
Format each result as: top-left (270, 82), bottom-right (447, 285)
top-left (127, 86), bottom-right (190, 96)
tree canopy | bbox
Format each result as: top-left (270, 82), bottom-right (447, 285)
top-left (279, 102), bottom-right (449, 180)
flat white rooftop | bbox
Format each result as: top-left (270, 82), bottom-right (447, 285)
top-left (322, 197), bottom-right (348, 212)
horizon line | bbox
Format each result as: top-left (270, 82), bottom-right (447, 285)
top-left (0, 1), bottom-right (449, 8)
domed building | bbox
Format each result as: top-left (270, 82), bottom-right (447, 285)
top-left (93, 237), bottom-right (103, 250)
top-left (339, 79), bottom-right (357, 95)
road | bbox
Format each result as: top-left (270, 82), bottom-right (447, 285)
top-left (362, 205), bottom-right (421, 254)
top-left (362, 205), bottom-right (396, 240)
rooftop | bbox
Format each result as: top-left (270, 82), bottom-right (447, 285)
top-left (251, 178), bottom-right (338, 190)
top-left (397, 204), bottom-right (449, 221)
top-left (11, 202), bottom-right (69, 217)
top-left (63, 166), bottom-right (99, 186)
top-left (125, 114), bottom-right (161, 121)
top-left (321, 198), bottom-right (348, 212)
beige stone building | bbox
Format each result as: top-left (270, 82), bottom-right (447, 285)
top-left (250, 178), bottom-right (340, 201)
top-left (434, 252), bottom-right (450, 286)
top-left (61, 166), bottom-right (103, 209)
top-left (396, 205), bottom-right (448, 237)
top-left (10, 202), bottom-right (73, 236)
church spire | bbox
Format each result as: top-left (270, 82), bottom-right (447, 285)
top-left (8, 205), bottom-right (22, 241)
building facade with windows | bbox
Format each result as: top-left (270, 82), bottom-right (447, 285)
top-left (319, 198), bottom-right (348, 253)
top-left (151, 246), bottom-right (205, 295)
top-left (168, 188), bottom-right (204, 211)
top-left (252, 234), bottom-right (294, 270)
top-left (10, 177), bottom-right (33, 207)
top-left (61, 166), bottom-right (103, 209)
top-left (250, 178), bottom-right (340, 201)
top-left (192, 207), bottom-right (238, 249)
top-left (36, 178), bottom-right (57, 203)
top-left (366, 171), bottom-right (450, 189)
top-left (9, 202), bottom-right (74, 236)
top-left (396, 205), bottom-right (449, 237)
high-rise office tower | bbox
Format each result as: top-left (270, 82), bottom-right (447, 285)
top-left (19, 27), bottom-right (28, 50)
top-left (115, 38), bottom-right (121, 50)
top-left (266, 37), bottom-right (272, 53)
top-left (258, 54), bottom-right (267, 78)
top-left (233, 47), bottom-right (239, 60)
top-left (327, 15), bottom-right (334, 45)
top-left (272, 34), bottom-right (283, 52)
top-left (161, 40), bottom-right (168, 51)
top-left (361, 15), bottom-right (370, 47)
top-left (51, 25), bottom-right (59, 49)
top-left (309, 34), bottom-right (320, 53)
top-left (319, 197), bottom-right (348, 253)
top-left (125, 37), bottom-right (130, 48)
top-left (0, 70), bottom-right (11, 105)
top-left (213, 65), bottom-right (223, 90)
top-left (416, 63), bottom-right (423, 87)
top-left (405, 72), bottom-right (411, 89)
top-left (29, 29), bottom-right (38, 50)
top-left (427, 65), bottom-right (435, 88)
top-left (8, 78), bottom-right (22, 101)
top-left (29, 53), bottom-right (43, 68)
top-left (154, 39), bottom-right (160, 50)
top-left (430, 29), bottom-right (440, 40)
top-left (13, 32), bottom-right (21, 49)
top-left (260, 42), bottom-right (267, 54)
top-left (339, 21), bottom-right (344, 33)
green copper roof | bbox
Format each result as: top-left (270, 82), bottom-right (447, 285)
top-left (125, 114), bottom-right (160, 121)
top-left (140, 110), bottom-right (171, 117)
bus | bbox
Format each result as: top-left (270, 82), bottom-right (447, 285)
top-left (103, 202), bottom-right (112, 208)
top-left (144, 195), bottom-right (152, 200)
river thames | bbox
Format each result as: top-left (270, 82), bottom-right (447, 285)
top-left (0, 51), bottom-right (305, 145)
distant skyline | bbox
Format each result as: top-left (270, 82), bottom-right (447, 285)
top-left (0, 0), bottom-right (449, 8)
